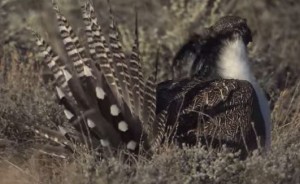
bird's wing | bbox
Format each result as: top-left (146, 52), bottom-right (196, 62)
top-left (156, 78), bottom-right (266, 152)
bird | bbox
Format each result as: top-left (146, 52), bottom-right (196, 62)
top-left (157, 16), bottom-right (272, 155)
top-left (28, 0), bottom-right (271, 159)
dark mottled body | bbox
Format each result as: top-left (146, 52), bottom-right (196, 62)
top-left (157, 77), bottom-right (266, 154)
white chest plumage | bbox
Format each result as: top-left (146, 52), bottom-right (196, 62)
top-left (217, 39), bottom-right (271, 149)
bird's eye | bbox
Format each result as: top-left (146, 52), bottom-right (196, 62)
top-left (233, 29), bottom-right (240, 35)
top-left (232, 30), bottom-right (241, 39)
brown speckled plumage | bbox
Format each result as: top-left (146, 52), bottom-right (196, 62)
top-left (156, 77), bottom-right (266, 155)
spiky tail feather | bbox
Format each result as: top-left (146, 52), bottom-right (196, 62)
top-left (32, 0), bottom-right (164, 157)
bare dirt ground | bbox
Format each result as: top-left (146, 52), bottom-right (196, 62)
top-left (0, 0), bottom-right (300, 183)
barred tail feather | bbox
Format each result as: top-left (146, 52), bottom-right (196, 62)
top-left (142, 73), bottom-right (157, 135)
top-left (152, 110), bottom-right (167, 150)
top-left (52, 1), bottom-right (90, 77)
top-left (35, 33), bottom-right (70, 95)
top-left (107, 4), bottom-right (134, 111)
top-left (128, 10), bottom-right (143, 116)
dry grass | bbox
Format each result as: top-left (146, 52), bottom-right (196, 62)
top-left (1, 0), bottom-right (300, 183)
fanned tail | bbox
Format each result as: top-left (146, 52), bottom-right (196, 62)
top-left (128, 10), bottom-right (142, 117)
top-left (32, 0), bottom-right (164, 157)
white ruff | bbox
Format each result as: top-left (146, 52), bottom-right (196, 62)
top-left (217, 39), bottom-right (271, 149)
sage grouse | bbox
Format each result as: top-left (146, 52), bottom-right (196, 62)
top-left (29, 1), bottom-right (270, 158)
top-left (157, 16), bottom-right (271, 154)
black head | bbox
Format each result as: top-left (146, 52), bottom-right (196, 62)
top-left (210, 16), bottom-right (252, 45)
top-left (172, 16), bottom-right (252, 79)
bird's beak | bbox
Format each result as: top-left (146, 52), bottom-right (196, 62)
top-left (247, 41), bottom-right (253, 48)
